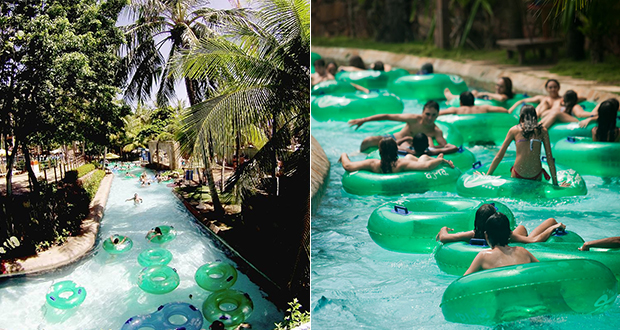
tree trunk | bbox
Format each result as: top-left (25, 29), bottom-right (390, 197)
top-left (508, 0), bottom-right (524, 39)
top-left (201, 143), bottom-right (224, 215)
top-left (4, 136), bottom-right (15, 196)
top-left (590, 36), bottom-right (604, 64)
top-left (21, 141), bottom-right (40, 193)
top-left (567, 15), bottom-right (586, 60)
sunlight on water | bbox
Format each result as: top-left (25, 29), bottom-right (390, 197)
top-left (311, 96), bottom-right (620, 329)
top-left (0, 167), bottom-right (282, 330)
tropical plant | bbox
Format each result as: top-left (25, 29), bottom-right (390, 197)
top-left (173, 0), bottom-right (310, 212)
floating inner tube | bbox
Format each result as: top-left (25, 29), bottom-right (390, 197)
top-left (195, 262), bottom-right (238, 292)
top-left (137, 248), bottom-right (173, 267)
top-left (311, 92), bottom-right (404, 122)
top-left (554, 136), bottom-right (620, 177)
top-left (137, 265), bottom-right (180, 294)
top-left (202, 289), bottom-right (254, 328)
top-left (121, 302), bottom-right (203, 330)
top-left (102, 235), bottom-right (133, 254)
top-left (335, 68), bottom-right (408, 90)
top-left (437, 112), bottom-right (519, 146)
top-left (46, 280), bottom-right (87, 310)
top-left (389, 74), bottom-right (468, 101)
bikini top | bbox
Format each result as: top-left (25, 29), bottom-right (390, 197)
top-left (517, 138), bottom-right (542, 151)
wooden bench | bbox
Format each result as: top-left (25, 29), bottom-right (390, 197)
top-left (496, 38), bottom-right (563, 65)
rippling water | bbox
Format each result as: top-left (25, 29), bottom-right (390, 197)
top-left (311, 97), bottom-right (620, 329)
top-left (0, 166), bottom-right (282, 330)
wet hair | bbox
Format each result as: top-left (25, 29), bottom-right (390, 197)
top-left (313, 58), bottom-right (325, 68)
top-left (473, 204), bottom-right (497, 239)
top-left (596, 98), bottom-right (619, 142)
top-left (460, 91), bottom-right (475, 106)
top-left (484, 213), bottom-right (512, 247)
top-left (563, 90), bottom-right (578, 115)
top-left (209, 321), bottom-right (226, 330)
top-left (519, 105), bottom-right (542, 139)
top-left (420, 63), bottom-right (434, 74)
top-left (545, 79), bottom-right (560, 89)
top-left (500, 77), bottom-right (514, 99)
top-left (424, 100), bottom-right (439, 113)
top-left (348, 55), bottom-right (366, 70)
top-left (372, 61), bottom-right (385, 71)
top-left (113, 237), bottom-right (119, 244)
top-left (155, 227), bottom-right (162, 234)
top-left (326, 61), bottom-right (337, 75)
top-left (378, 138), bottom-right (398, 174)
top-left (412, 133), bottom-right (429, 155)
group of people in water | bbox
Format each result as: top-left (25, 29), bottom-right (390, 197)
top-left (334, 59), bottom-right (620, 274)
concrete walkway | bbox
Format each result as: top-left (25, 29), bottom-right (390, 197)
top-left (312, 46), bottom-right (620, 101)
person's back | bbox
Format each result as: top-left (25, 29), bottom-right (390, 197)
top-left (512, 124), bottom-right (545, 178)
top-left (464, 213), bottom-right (538, 275)
top-left (440, 91), bottom-right (508, 115)
top-left (592, 98), bottom-right (620, 142)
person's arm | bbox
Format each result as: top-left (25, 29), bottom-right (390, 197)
top-left (403, 154), bottom-right (454, 171)
top-left (439, 107), bottom-right (458, 115)
top-left (486, 129), bottom-right (514, 175)
top-left (541, 128), bottom-right (560, 186)
top-left (432, 127), bottom-right (448, 148)
top-left (571, 104), bottom-right (590, 118)
top-left (579, 236), bottom-right (620, 251)
top-left (350, 83), bottom-right (369, 94)
top-left (483, 105), bottom-right (509, 113)
top-left (464, 252), bottom-right (485, 275)
top-left (510, 222), bottom-right (565, 243)
top-left (578, 116), bottom-right (597, 128)
top-left (348, 113), bottom-right (416, 130)
top-left (508, 96), bottom-right (541, 114)
top-left (436, 227), bottom-right (475, 243)
top-left (119, 236), bottom-right (127, 244)
top-left (396, 136), bottom-right (413, 145)
top-left (427, 144), bottom-right (458, 155)
top-left (339, 153), bottom-right (375, 172)
top-left (478, 92), bottom-right (508, 103)
top-left (338, 65), bottom-right (365, 72)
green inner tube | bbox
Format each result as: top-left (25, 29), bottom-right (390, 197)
top-left (137, 265), bottom-right (180, 294)
top-left (311, 80), bottom-right (357, 96)
top-left (342, 163), bottom-right (462, 196)
top-left (437, 113), bottom-right (519, 146)
top-left (435, 233), bottom-right (586, 276)
top-left (446, 94), bottom-right (527, 109)
top-left (366, 147), bottom-right (475, 172)
top-left (310, 52), bottom-right (321, 74)
top-left (456, 158), bottom-right (587, 199)
top-left (202, 289), bottom-right (254, 328)
top-left (335, 68), bottom-right (408, 90)
top-left (146, 225), bottom-right (176, 244)
top-left (137, 248), bottom-right (173, 267)
top-left (388, 74), bottom-right (468, 101)
top-left (554, 136), bottom-right (620, 177)
top-left (367, 198), bottom-right (515, 253)
top-left (441, 259), bottom-right (618, 326)
top-left (46, 280), bottom-right (87, 309)
top-left (102, 235), bottom-right (133, 254)
top-left (195, 262), bottom-right (239, 292)
top-left (311, 92), bottom-right (404, 122)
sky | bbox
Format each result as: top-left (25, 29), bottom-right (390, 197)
top-left (117, 0), bottom-right (253, 109)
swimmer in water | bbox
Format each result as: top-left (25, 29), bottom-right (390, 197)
top-left (126, 193), bottom-right (143, 204)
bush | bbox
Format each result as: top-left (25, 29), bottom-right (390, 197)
top-left (76, 163), bottom-right (96, 178)
top-left (273, 299), bottom-right (310, 330)
top-left (83, 170), bottom-right (105, 200)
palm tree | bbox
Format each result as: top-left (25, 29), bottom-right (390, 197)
top-left (173, 0), bottom-right (309, 213)
top-left (120, 0), bottom-right (249, 106)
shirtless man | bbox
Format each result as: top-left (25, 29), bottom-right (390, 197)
top-left (439, 91), bottom-right (509, 115)
top-left (464, 213), bottom-right (539, 275)
top-left (311, 59), bottom-right (334, 86)
top-left (349, 101), bottom-right (454, 152)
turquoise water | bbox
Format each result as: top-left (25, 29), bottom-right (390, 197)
top-left (311, 98), bottom-right (620, 329)
top-left (0, 166), bottom-right (282, 329)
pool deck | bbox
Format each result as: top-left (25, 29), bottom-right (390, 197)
top-left (311, 136), bottom-right (330, 215)
top-left (312, 46), bottom-right (620, 100)
top-left (1, 173), bottom-right (113, 277)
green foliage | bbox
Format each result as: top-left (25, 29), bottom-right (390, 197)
top-left (83, 169), bottom-right (105, 200)
top-left (273, 299), bottom-right (310, 330)
top-left (76, 163), bottom-right (96, 178)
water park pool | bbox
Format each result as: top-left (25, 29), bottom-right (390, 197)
top-left (0, 165), bottom-right (282, 329)
top-left (311, 97), bottom-right (620, 329)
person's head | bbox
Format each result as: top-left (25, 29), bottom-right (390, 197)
top-left (419, 63), bottom-right (434, 75)
top-left (496, 77), bottom-right (514, 99)
top-left (422, 100), bottom-right (440, 124)
top-left (459, 91), bottom-right (475, 107)
top-left (371, 61), bottom-right (384, 71)
top-left (113, 237), bottom-right (119, 244)
top-left (473, 204), bottom-right (497, 239)
top-left (326, 61), bottom-right (337, 76)
top-left (562, 90), bottom-right (578, 115)
top-left (484, 213), bottom-right (512, 247)
top-left (378, 138), bottom-right (398, 174)
top-left (519, 104), bottom-right (542, 139)
top-left (596, 98), bottom-right (620, 142)
top-left (134, 193), bottom-right (138, 198)
top-left (314, 58), bottom-right (326, 75)
top-left (155, 227), bottom-right (162, 234)
top-left (412, 133), bottom-right (429, 154)
top-left (209, 321), bottom-right (225, 330)
top-left (348, 55), bottom-right (365, 70)
top-left (544, 79), bottom-right (560, 97)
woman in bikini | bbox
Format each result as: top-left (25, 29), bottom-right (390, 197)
top-left (508, 79), bottom-right (562, 114)
top-left (437, 203), bottom-right (566, 244)
top-left (538, 90), bottom-right (591, 129)
top-left (578, 98), bottom-right (620, 142)
top-left (486, 105), bottom-right (566, 186)
top-left (444, 77), bottom-right (514, 103)
top-left (339, 138), bottom-right (454, 173)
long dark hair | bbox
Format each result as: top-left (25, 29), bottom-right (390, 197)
top-left (484, 213), bottom-right (512, 247)
top-left (379, 138), bottom-right (398, 173)
top-left (596, 98), bottom-right (619, 142)
top-left (473, 204), bottom-right (497, 239)
top-left (519, 105), bottom-right (542, 139)
top-left (501, 77), bottom-right (514, 99)
top-left (563, 90), bottom-right (578, 115)
top-left (348, 55), bottom-right (366, 70)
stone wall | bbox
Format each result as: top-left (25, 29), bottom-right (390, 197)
top-left (311, 135), bottom-right (330, 215)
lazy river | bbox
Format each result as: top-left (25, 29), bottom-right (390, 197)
top-left (0, 165), bottom-right (282, 329)
top-left (311, 96), bottom-right (620, 329)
